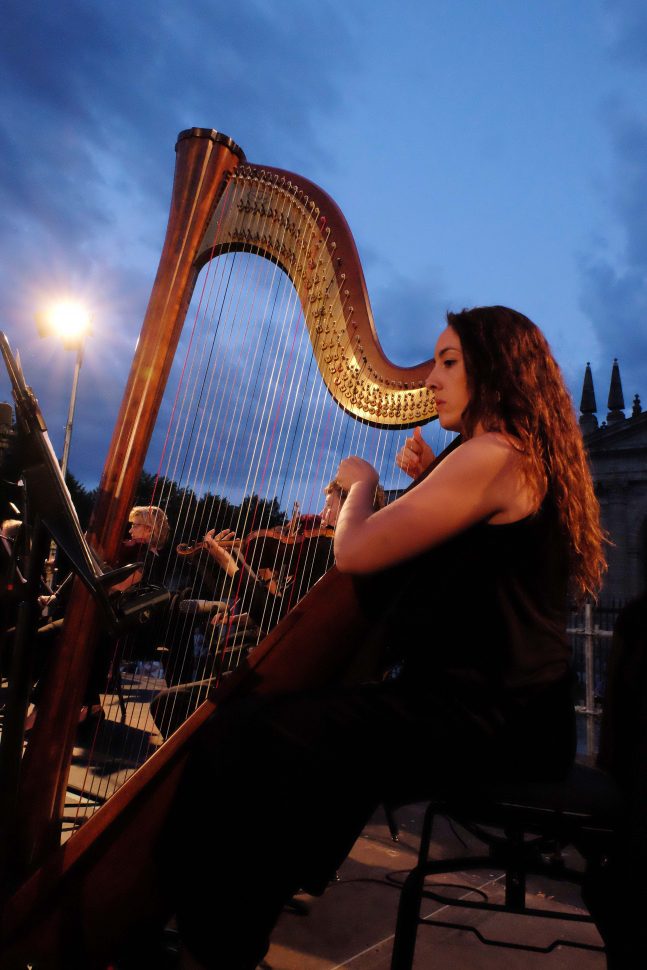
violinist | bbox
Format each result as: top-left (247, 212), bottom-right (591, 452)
top-left (22, 505), bottom-right (172, 743)
top-left (163, 306), bottom-right (606, 970)
top-left (77, 505), bottom-right (171, 742)
top-left (113, 505), bottom-right (170, 590)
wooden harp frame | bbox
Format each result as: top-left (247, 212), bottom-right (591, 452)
top-left (0, 128), bottom-right (437, 967)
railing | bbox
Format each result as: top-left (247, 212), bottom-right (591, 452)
top-left (568, 601), bottom-right (621, 758)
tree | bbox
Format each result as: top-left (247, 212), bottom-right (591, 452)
top-left (64, 472), bottom-right (95, 529)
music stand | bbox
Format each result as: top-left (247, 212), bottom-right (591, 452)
top-left (0, 332), bottom-right (163, 869)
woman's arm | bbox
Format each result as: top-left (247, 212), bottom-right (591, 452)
top-left (202, 529), bottom-right (240, 577)
top-left (334, 433), bottom-right (532, 574)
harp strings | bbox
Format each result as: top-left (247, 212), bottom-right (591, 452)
top-left (69, 167), bottom-right (450, 823)
top-left (145, 168), bottom-right (399, 682)
top-left (138, 176), bottom-right (318, 713)
top-left (65, 177), bottom-right (242, 817)
top-left (144, 174), bottom-right (358, 711)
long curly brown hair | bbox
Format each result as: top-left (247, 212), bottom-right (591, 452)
top-left (447, 306), bottom-right (606, 602)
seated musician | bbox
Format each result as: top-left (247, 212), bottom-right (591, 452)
top-left (22, 505), bottom-right (172, 742)
top-left (149, 482), bottom-right (384, 738)
top-left (77, 505), bottom-right (171, 740)
top-left (113, 504), bottom-right (171, 590)
top-left (162, 306), bottom-right (606, 970)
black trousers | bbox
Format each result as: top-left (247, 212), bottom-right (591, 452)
top-left (161, 676), bottom-right (574, 969)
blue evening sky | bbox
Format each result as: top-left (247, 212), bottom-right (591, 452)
top-left (0, 0), bottom-right (645, 486)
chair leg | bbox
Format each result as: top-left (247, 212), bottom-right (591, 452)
top-left (385, 804), bottom-right (400, 841)
top-left (391, 803), bottom-right (437, 970)
top-left (391, 865), bottom-right (426, 970)
top-left (503, 826), bottom-right (526, 912)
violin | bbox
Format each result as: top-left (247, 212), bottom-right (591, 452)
top-left (241, 523), bottom-right (335, 574)
top-left (244, 524), bottom-right (335, 547)
top-left (176, 517), bottom-right (335, 559)
top-left (176, 523), bottom-right (335, 577)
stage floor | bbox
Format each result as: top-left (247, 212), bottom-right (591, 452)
top-left (264, 802), bottom-right (605, 970)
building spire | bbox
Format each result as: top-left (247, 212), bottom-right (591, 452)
top-left (579, 362), bottom-right (598, 434)
top-left (606, 358), bottom-right (626, 425)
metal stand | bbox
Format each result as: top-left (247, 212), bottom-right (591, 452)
top-left (0, 332), bottom-right (170, 889)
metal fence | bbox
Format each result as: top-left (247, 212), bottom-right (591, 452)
top-left (568, 601), bottom-right (622, 758)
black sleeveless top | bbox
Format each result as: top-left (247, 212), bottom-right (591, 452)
top-left (385, 498), bottom-right (571, 701)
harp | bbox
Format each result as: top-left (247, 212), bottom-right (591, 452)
top-left (0, 128), bottom-right (439, 967)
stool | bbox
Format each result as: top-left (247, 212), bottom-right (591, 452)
top-left (390, 763), bottom-right (624, 969)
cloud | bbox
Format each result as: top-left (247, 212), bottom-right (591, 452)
top-left (578, 3), bottom-right (647, 413)
top-left (579, 106), bottom-right (647, 412)
top-left (0, 0), bottom-right (362, 485)
top-left (580, 255), bottom-right (647, 410)
top-left (369, 263), bottom-right (452, 368)
top-left (605, 0), bottom-right (647, 69)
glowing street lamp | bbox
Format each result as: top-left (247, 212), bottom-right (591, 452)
top-left (36, 300), bottom-right (92, 478)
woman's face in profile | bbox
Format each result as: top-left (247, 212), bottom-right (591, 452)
top-left (129, 518), bottom-right (152, 543)
top-left (424, 326), bottom-right (470, 433)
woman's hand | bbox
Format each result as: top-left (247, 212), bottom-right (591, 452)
top-left (334, 456), bottom-right (379, 493)
top-left (395, 426), bottom-right (435, 479)
top-left (202, 529), bottom-right (239, 577)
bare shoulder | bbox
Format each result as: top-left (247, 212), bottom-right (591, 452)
top-left (432, 432), bottom-right (520, 477)
top-left (438, 433), bottom-right (538, 523)
top-left (414, 432), bottom-right (529, 521)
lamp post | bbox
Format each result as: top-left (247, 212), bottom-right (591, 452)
top-left (59, 338), bottom-right (85, 480)
top-left (36, 301), bottom-right (92, 590)
top-left (36, 300), bottom-right (92, 479)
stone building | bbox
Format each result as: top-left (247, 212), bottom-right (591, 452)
top-left (580, 361), bottom-right (647, 604)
